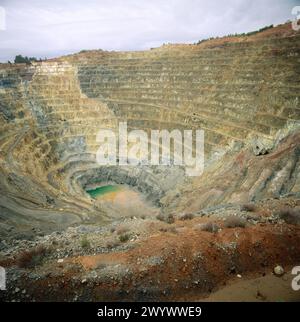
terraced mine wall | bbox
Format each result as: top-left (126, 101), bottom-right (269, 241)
top-left (0, 23), bottom-right (300, 236)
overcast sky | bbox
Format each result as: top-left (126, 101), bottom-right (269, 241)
top-left (0, 0), bottom-right (299, 62)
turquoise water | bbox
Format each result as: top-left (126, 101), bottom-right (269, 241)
top-left (86, 185), bottom-right (120, 198)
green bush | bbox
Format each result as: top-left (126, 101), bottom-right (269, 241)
top-left (198, 222), bottom-right (220, 233)
top-left (17, 245), bottom-right (48, 268)
top-left (277, 208), bottom-right (300, 225)
top-left (80, 235), bottom-right (91, 248)
top-left (241, 203), bottom-right (256, 212)
top-left (179, 213), bottom-right (194, 221)
top-left (156, 213), bottom-right (175, 224)
top-left (119, 233), bottom-right (131, 243)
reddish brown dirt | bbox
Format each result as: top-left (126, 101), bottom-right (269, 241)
top-left (72, 221), bottom-right (300, 299)
top-left (2, 216), bottom-right (300, 301)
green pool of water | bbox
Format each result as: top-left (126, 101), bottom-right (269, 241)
top-left (86, 185), bottom-right (120, 198)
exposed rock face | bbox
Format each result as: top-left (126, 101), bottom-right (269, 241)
top-left (0, 22), bottom-right (299, 236)
top-left (251, 136), bottom-right (274, 156)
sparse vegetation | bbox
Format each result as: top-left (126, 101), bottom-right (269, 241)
top-left (179, 213), bottom-right (194, 221)
top-left (159, 226), bottom-right (178, 234)
top-left (156, 213), bottom-right (175, 224)
top-left (244, 24), bottom-right (274, 36)
top-left (224, 216), bottom-right (247, 228)
top-left (195, 25), bottom-right (274, 45)
top-left (156, 213), bottom-right (165, 221)
top-left (196, 37), bottom-right (216, 45)
top-left (119, 233), bottom-right (131, 243)
top-left (105, 238), bottom-right (120, 249)
top-left (241, 203), bottom-right (256, 212)
top-left (277, 208), bottom-right (300, 225)
top-left (16, 245), bottom-right (48, 268)
top-left (14, 55), bottom-right (44, 64)
top-left (198, 222), bottom-right (220, 233)
top-left (80, 235), bottom-right (91, 248)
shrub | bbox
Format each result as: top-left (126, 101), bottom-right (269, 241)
top-left (241, 203), bottom-right (256, 212)
top-left (277, 208), bottom-right (300, 225)
top-left (16, 245), bottom-right (48, 268)
top-left (246, 213), bottom-right (260, 221)
top-left (156, 213), bottom-right (165, 221)
top-left (80, 235), bottom-right (91, 248)
top-left (166, 214), bottom-right (175, 224)
top-left (159, 226), bottom-right (178, 234)
top-left (179, 213), bottom-right (194, 221)
top-left (156, 213), bottom-right (175, 224)
top-left (105, 239), bottom-right (120, 249)
top-left (198, 222), bottom-right (220, 233)
top-left (224, 216), bottom-right (246, 228)
top-left (119, 233), bottom-right (131, 243)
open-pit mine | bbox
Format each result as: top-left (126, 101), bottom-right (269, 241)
top-left (0, 22), bottom-right (300, 301)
